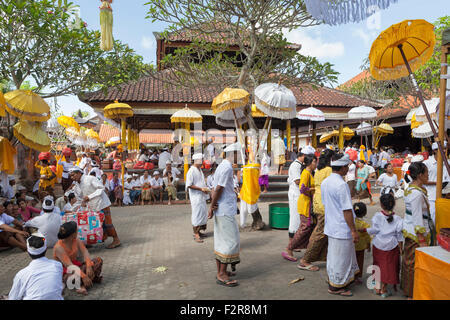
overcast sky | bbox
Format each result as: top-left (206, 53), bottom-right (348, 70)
top-left (52, 0), bottom-right (448, 117)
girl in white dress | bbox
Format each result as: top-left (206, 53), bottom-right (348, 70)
top-left (376, 163), bottom-right (398, 195)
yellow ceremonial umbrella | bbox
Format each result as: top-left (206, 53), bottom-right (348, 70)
top-left (104, 100), bottom-right (134, 191)
top-left (4, 90), bottom-right (51, 122)
top-left (0, 92), bottom-right (6, 117)
top-left (369, 19), bottom-right (449, 177)
top-left (342, 127), bottom-right (355, 139)
top-left (410, 113), bottom-right (422, 129)
top-left (170, 105), bottom-right (203, 181)
top-left (57, 116), bottom-right (80, 131)
top-left (373, 123), bottom-right (394, 149)
top-left (13, 121), bottom-right (51, 152)
top-left (85, 129), bottom-right (100, 142)
top-left (212, 88), bottom-right (250, 115)
top-left (320, 130), bottom-right (338, 144)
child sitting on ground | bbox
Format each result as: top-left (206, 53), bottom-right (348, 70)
top-left (353, 202), bottom-right (371, 284)
top-left (366, 193), bottom-right (403, 298)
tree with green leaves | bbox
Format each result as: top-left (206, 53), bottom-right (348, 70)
top-left (0, 0), bottom-right (151, 99)
top-left (145, 0), bottom-right (338, 94)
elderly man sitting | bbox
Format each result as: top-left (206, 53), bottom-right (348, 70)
top-left (150, 171), bottom-right (164, 204)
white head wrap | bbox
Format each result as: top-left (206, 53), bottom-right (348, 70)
top-left (301, 145), bottom-right (316, 155)
top-left (330, 154), bottom-right (351, 166)
top-left (166, 160), bottom-right (172, 165)
top-left (27, 232), bottom-right (47, 256)
top-left (17, 185), bottom-right (26, 191)
top-left (153, 171), bottom-right (160, 176)
top-left (8, 175), bottom-right (15, 182)
top-left (42, 196), bottom-right (54, 211)
top-left (192, 153), bottom-right (203, 161)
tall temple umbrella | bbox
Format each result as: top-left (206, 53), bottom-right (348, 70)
top-left (405, 108), bottom-right (420, 124)
top-left (369, 19), bottom-right (450, 175)
top-left (4, 90), bottom-right (50, 122)
top-left (297, 107), bottom-right (325, 148)
top-left (103, 100), bottom-right (134, 191)
top-left (348, 105), bottom-right (377, 145)
top-left (254, 82), bottom-right (297, 158)
top-left (412, 122), bottom-right (434, 139)
top-left (415, 97), bottom-right (440, 122)
top-left (303, 0), bottom-right (398, 26)
top-left (212, 88), bottom-right (249, 163)
top-left (57, 115), bottom-right (80, 132)
top-left (373, 123), bottom-right (394, 149)
top-left (170, 105), bottom-right (203, 181)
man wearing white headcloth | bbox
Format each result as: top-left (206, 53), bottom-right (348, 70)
top-left (88, 160), bottom-right (103, 180)
top-left (24, 196), bottom-right (62, 248)
top-left (7, 233), bottom-right (64, 300)
top-left (204, 137), bottom-right (216, 163)
top-left (322, 153), bottom-right (359, 297)
top-left (4, 175), bottom-right (16, 200)
top-left (69, 166), bottom-right (121, 249)
top-left (186, 153), bottom-right (209, 243)
top-left (423, 142), bottom-right (450, 223)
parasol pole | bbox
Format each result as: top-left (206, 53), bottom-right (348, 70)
top-left (312, 122), bottom-right (317, 148)
top-left (232, 109), bottom-right (246, 165)
top-left (295, 127), bottom-right (299, 151)
top-left (437, 42), bottom-right (449, 199)
top-left (287, 120), bottom-right (291, 151)
top-left (398, 44), bottom-right (450, 175)
top-left (184, 122), bottom-right (190, 183)
top-left (338, 120), bottom-right (344, 152)
top-left (256, 117), bottom-right (270, 161)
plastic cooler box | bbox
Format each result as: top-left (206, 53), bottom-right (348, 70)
top-left (269, 203), bottom-right (290, 229)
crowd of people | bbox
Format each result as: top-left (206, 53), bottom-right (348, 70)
top-left (1, 136), bottom-right (450, 299)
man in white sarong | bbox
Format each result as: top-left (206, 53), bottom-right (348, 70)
top-left (186, 153), bottom-right (209, 243)
top-left (322, 153), bottom-right (359, 297)
top-left (69, 167), bottom-right (121, 249)
top-left (7, 232), bottom-right (63, 300)
top-left (287, 151), bottom-right (305, 243)
top-left (208, 153), bottom-right (240, 287)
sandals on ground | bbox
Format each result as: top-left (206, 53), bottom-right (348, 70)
top-left (216, 277), bottom-right (239, 287)
top-left (328, 289), bottom-right (353, 297)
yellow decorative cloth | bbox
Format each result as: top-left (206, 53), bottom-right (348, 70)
top-left (313, 167), bottom-right (332, 215)
top-left (0, 137), bottom-right (17, 174)
top-left (355, 218), bottom-right (371, 251)
top-left (297, 169), bottom-right (314, 218)
top-left (239, 164), bottom-right (261, 205)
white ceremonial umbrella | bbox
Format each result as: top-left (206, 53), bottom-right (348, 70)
top-left (303, 0), bottom-right (398, 26)
top-left (415, 97), bottom-right (440, 122)
top-left (348, 105), bottom-right (378, 120)
top-left (356, 122), bottom-right (373, 136)
top-left (297, 107), bottom-right (325, 121)
top-left (254, 83), bottom-right (297, 120)
top-left (412, 122), bottom-right (434, 138)
top-left (215, 107), bottom-right (248, 128)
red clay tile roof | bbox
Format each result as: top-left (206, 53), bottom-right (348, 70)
top-left (377, 95), bottom-right (420, 119)
top-left (81, 71), bottom-right (383, 109)
top-left (338, 70), bottom-right (371, 89)
top-left (155, 21), bottom-right (301, 50)
top-left (99, 124), bottom-right (236, 144)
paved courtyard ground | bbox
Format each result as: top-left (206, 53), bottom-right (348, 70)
top-left (0, 196), bottom-right (407, 300)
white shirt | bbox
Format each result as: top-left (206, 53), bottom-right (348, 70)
top-left (403, 186), bottom-right (430, 239)
top-left (322, 173), bottom-right (355, 239)
top-left (0, 213), bottom-right (15, 232)
top-left (377, 173), bottom-right (398, 188)
top-left (287, 159), bottom-right (302, 194)
top-left (378, 151), bottom-right (391, 167)
top-left (367, 212), bottom-right (404, 251)
top-left (132, 178), bottom-right (142, 188)
top-left (205, 143), bottom-right (215, 161)
top-left (73, 175), bottom-right (111, 212)
top-left (163, 167), bottom-right (181, 179)
top-left (89, 167), bottom-right (103, 179)
top-left (8, 257), bottom-right (64, 300)
top-left (24, 211), bottom-right (62, 248)
top-left (124, 181), bottom-right (134, 191)
top-left (150, 177), bottom-right (164, 187)
top-left (55, 197), bottom-right (66, 212)
top-left (423, 155), bottom-right (450, 201)
top-left (140, 176), bottom-right (152, 186)
top-left (158, 151), bottom-right (172, 169)
top-left (346, 163), bottom-right (356, 182)
top-left (109, 178), bottom-right (122, 191)
top-left (366, 165), bottom-right (375, 175)
top-left (213, 159), bottom-right (237, 217)
top-left (401, 162), bottom-right (411, 175)
top-left (78, 157), bottom-right (91, 175)
top-left (260, 153), bottom-right (270, 176)
top-left (138, 154), bottom-right (149, 162)
top-left (57, 159), bottom-right (74, 179)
